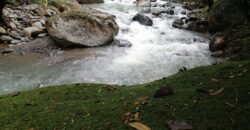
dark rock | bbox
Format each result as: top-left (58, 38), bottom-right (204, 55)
top-left (132, 13), bottom-right (153, 26)
top-left (165, 9), bottom-right (174, 15)
top-left (113, 39), bottom-right (132, 47)
top-left (181, 11), bottom-right (186, 15)
top-left (154, 86), bottom-right (173, 98)
top-left (172, 19), bottom-right (184, 29)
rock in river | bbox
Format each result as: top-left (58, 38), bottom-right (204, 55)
top-left (132, 13), bottom-right (153, 26)
top-left (46, 8), bottom-right (119, 47)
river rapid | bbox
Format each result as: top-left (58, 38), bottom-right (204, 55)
top-left (0, 0), bottom-right (214, 94)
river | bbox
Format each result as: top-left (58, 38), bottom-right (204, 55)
top-left (0, 0), bottom-right (214, 94)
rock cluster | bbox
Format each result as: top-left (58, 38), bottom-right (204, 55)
top-left (0, 0), bottom-right (119, 49)
top-left (172, 1), bottom-right (209, 32)
top-left (0, 4), bottom-right (58, 44)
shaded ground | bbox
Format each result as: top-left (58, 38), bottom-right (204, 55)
top-left (0, 61), bottom-right (250, 130)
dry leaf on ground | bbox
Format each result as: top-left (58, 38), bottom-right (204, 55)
top-left (129, 122), bottom-right (151, 130)
top-left (209, 88), bottom-right (224, 96)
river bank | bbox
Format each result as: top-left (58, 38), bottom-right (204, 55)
top-left (1, 61), bottom-right (249, 129)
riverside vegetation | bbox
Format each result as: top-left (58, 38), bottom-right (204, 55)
top-left (0, 0), bottom-right (249, 129)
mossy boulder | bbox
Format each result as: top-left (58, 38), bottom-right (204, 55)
top-left (46, 8), bottom-right (119, 47)
top-left (208, 0), bottom-right (250, 32)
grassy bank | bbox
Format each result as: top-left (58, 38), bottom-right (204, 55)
top-left (0, 61), bottom-right (250, 130)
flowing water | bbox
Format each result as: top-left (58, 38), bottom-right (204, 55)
top-left (0, 0), bottom-right (214, 94)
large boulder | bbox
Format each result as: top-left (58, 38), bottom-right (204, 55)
top-left (132, 13), bottom-right (153, 26)
top-left (77, 0), bottom-right (104, 4)
top-left (208, 0), bottom-right (250, 32)
top-left (46, 8), bottom-right (119, 47)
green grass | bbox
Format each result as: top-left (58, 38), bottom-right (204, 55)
top-left (0, 61), bottom-right (250, 130)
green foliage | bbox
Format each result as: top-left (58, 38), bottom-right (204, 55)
top-left (0, 61), bottom-right (250, 129)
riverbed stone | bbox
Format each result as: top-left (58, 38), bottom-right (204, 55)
top-left (132, 13), bottom-right (153, 26)
top-left (46, 8), bottom-right (119, 47)
top-left (0, 27), bottom-right (6, 34)
top-left (23, 27), bottom-right (44, 38)
top-left (172, 19), bottom-right (184, 29)
top-left (0, 35), bottom-right (14, 42)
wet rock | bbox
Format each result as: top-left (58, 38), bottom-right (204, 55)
top-left (113, 39), bottom-right (132, 47)
top-left (209, 36), bottom-right (225, 52)
top-left (181, 11), bottom-right (186, 15)
top-left (165, 9), bottom-right (174, 15)
top-left (0, 27), bottom-right (6, 34)
top-left (136, 0), bottom-right (151, 7)
top-left (132, 13), bottom-right (153, 26)
top-left (154, 86), bottom-right (173, 98)
top-left (46, 9), bottom-right (119, 47)
top-left (77, 0), bottom-right (104, 4)
top-left (172, 19), bottom-right (184, 29)
top-left (0, 35), bottom-right (13, 42)
top-left (150, 0), bottom-right (156, 2)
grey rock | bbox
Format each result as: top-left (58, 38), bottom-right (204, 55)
top-left (132, 13), bottom-right (153, 26)
top-left (9, 22), bottom-right (17, 29)
top-left (0, 35), bottom-right (14, 42)
top-left (0, 27), bottom-right (7, 34)
top-left (46, 9), bottom-right (119, 47)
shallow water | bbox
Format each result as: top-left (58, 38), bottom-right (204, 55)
top-left (0, 0), bottom-right (214, 94)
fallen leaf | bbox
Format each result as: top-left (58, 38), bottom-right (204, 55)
top-left (211, 78), bottom-right (219, 82)
top-left (229, 75), bottom-right (235, 79)
top-left (134, 112), bottom-right (140, 121)
top-left (209, 88), bottom-right (224, 96)
top-left (225, 102), bottom-right (235, 107)
top-left (166, 120), bottom-right (193, 130)
top-left (129, 122), bottom-right (151, 130)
